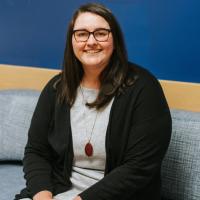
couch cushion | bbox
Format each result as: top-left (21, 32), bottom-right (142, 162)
top-left (0, 163), bottom-right (25, 200)
top-left (0, 90), bottom-right (40, 161)
top-left (161, 109), bottom-right (200, 200)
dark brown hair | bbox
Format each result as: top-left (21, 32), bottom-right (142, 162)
top-left (57, 3), bottom-right (136, 109)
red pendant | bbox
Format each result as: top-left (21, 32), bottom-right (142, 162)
top-left (85, 142), bottom-right (93, 157)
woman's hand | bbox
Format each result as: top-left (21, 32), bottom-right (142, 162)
top-left (33, 190), bottom-right (53, 200)
top-left (73, 196), bottom-right (82, 200)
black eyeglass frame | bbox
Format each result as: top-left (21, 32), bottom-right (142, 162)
top-left (72, 28), bottom-right (112, 42)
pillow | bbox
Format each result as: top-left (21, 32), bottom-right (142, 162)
top-left (161, 109), bottom-right (200, 200)
top-left (0, 90), bottom-right (40, 161)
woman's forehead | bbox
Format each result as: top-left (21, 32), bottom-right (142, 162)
top-left (73, 12), bottom-right (110, 30)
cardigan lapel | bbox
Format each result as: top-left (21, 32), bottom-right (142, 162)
top-left (105, 91), bottom-right (133, 172)
top-left (48, 101), bottom-right (72, 157)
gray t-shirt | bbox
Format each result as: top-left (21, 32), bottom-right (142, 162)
top-left (58, 86), bottom-right (114, 199)
top-left (20, 87), bottom-right (114, 200)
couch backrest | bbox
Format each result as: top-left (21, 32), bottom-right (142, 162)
top-left (0, 89), bottom-right (199, 200)
top-left (162, 109), bottom-right (200, 200)
top-left (0, 64), bottom-right (200, 112)
top-left (0, 64), bottom-right (200, 200)
top-left (0, 90), bottom-right (40, 161)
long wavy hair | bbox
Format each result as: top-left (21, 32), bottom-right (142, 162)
top-left (57, 3), bottom-right (137, 109)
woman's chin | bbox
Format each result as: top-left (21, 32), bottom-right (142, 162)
top-left (82, 60), bottom-right (105, 69)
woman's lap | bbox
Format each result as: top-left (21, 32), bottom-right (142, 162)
top-left (19, 188), bottom-right (79, 200)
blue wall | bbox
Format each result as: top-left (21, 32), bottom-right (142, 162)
top-left (0, 0), bottom-right (199, 83)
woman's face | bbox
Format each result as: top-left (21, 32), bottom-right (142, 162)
top-left (72, 12), bottom-right (114, 72)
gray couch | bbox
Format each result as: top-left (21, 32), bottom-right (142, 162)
top-left (0, 89), bottom-right (200, 200)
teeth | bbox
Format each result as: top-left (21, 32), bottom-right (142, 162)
top-left (85, 50), bottom-right (100, 53)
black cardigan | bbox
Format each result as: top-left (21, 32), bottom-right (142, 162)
top-left (15, 63), bottom-right (171, 200)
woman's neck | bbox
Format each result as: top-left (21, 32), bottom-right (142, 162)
top-left (81, 72), bottom-right (100, 89)
top-left (81, 62), bottom-right (108, 89)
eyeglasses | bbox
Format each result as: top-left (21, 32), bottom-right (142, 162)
top-left (73, 28), bottom-right (111, 42)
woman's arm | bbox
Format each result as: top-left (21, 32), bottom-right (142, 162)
top-left (23, 76), bottom-right (58, 198)
top-left (33, 191), bottom-right (53, 200)
top-left (78, 75), bottom-right (172, 200)
top-left (73, 196), bottom-right (82, 200)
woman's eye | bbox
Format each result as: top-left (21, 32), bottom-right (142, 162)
top-left (96, 31), bottom-right (107, 36)
top-left (77, 32), bottom-right (88, 37)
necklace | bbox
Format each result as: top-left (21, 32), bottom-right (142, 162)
top-left (79, 85), bottom-right (98, 157)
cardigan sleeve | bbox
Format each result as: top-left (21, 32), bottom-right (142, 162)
top-left (23, 75), bottom-right (58, 198)
top-left (79, 73), bottom-right (172, 200)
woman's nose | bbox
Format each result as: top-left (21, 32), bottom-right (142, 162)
top-left (86, 33), bottom-right (98, 45)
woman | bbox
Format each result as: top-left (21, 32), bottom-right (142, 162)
top-left (16, 3), bottom-right (171, 200)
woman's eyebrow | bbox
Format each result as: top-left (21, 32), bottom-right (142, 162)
top-left (73, 27), bottom-right (110, 31)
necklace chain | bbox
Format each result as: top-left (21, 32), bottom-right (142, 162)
top-left (79, 85), bottom-right (98, 143)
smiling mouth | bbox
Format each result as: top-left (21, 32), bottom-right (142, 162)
top-left (84, 50), bottom-right (102, 54)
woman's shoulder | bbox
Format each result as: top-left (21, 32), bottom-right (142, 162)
top-left (128, 62), bottom-right (158, 83)
top-left (125, 62), bottom-right (169, 113)
top-left (43, 73), bottom-right (62, 92)
top-left (47, 73), bottom-right (61, 87)
top-left (39, 73), bottom-right (61, 102)
top-left (127, 62), bottom-right (162, 90)
top-left (125, 62), bottom-right (166, 101)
